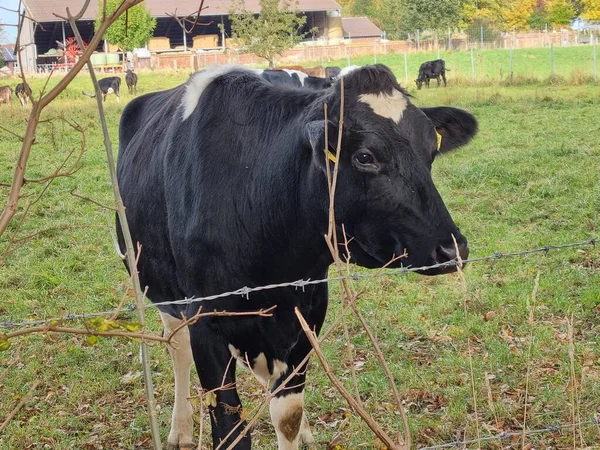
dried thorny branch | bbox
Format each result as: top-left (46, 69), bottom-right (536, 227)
top-left (167, 0), bottom-right (213, 34)
top-left (66, 7), bottom-right (164, 446)
top-left (0, 0), bottom-right (146, 238)
top-left (295, 308), bottom-right (401, 449)
top-left (0, 380), bottom-right (41, 434)
top-left (1, 120), bottom-right (87, 264)
top-left (320, 80), bottom-right (411, 449)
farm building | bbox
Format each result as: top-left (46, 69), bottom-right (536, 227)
top-left (0, 45), bottom-right (19, 75)
top-left (341, 17), bottom-right (382, 41)
top-left (17, 0), bottom-right (353, 73)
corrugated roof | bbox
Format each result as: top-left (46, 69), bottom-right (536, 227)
top-left (24, 0), bottom-right (342, 23)
top-left (0, 46), bottom-right (18, 63)
top-left (342, 16), bottom-right (382, 38)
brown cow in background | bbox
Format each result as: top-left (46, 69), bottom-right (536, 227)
top-left (0, 86), bottom-right (12, 105)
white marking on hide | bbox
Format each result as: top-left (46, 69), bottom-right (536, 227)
top-left (181, 65), bottom-right (249, 120)
top-left (338, 65), bottom-right (360, 78)
top-left (270, 392), bottom-right (305, 449)
top-left (228, 343), bottom-right (242, 359)
top-left (283, 69), bottom-right (308, 86)
top-left (160, 312), bottom-right (194, 448)
top-left (359, 89), bottom-right (407, 124)
top-left (106, 87), bottom-right (114, 95)
top-left (252, 353), bottom-right (288, 388)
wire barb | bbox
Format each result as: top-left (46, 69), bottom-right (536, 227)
top-left (1, 238), bottom-right (597, 329)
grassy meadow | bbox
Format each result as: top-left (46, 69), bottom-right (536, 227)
top-left (0, 62), bottom-right (599, 449)
top-left (327, 45), bottom-right (600, 86)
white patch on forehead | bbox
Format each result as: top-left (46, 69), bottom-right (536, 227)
top-left (283, 69), bottom-right (308, 86)
top-left (358, 89), bottom-right (407, 123)
top-left (181, 65), bottom-right (251, 120)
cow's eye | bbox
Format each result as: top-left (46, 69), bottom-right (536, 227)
top-left (355, 152), bottom-right (374, 165)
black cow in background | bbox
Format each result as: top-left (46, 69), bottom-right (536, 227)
top-left (117, 64), bottom-right (477, 449)
top-left (82, 76), bottom-right (121, 102)
top-left (415, 59), bottom-right (449, 90)
top-left (15, 82), bottom-right (32, 107)
top-left (125, 69), bottom-right (138, 95)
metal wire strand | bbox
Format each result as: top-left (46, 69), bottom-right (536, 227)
top-left (1, 238), bottom-right (596, 330)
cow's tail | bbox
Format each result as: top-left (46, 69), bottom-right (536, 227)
top-left (81, 91), bottom-right (96, 98)
top-left (445, 68), bottom-right (451, 71)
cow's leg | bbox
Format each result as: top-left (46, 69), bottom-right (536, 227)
top-left (270, 285), bottom-right (327, 450)
top-left (442, 72), bottom-right (447, 87)
top-left (160, 312), bottom-right (194, 449)
top-left (189, 324), bottom-right (251, 449)
top-left (436, 76), bottom-right (441, 86)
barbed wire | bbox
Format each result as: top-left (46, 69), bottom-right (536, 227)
top-left (1, 238), bottom-right (596, 330)
top-left (418, 416), bottom-right (600, 449)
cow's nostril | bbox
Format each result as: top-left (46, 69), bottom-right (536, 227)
top-left (434, 242), bottom-right (469, 265)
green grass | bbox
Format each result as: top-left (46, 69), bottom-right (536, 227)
top-left (325, 45), bottom-right (600, 87)
top-left (1, 70), bottom-right (599, 449)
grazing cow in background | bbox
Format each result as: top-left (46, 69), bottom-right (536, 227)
top-left (261, 69), bottom-right (333, 89)
top-left (0, 85), bottom-right (12, 105)
top-left (415, 59), bottom-right (449, 90)
top-left (15, 82), bottom-right (32, 107)
top-left (117, 64), bottom-right (477, 449)
top-left (125, 69), bottom-right (138, 95)
top-left (82, 76), bottom-right (121, 102)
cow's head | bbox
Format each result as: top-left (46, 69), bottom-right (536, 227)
top-left (306, 64), bottom-right (477, 275)
top-left (415, 78), bottom-right (424, 90)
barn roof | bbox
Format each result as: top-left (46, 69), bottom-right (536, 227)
top-left (24, 0), bottom-right (342, 23)
top-left (0, 46), bottom-right (18, 63)
top-left (341, 17), bottom-right (382, 38)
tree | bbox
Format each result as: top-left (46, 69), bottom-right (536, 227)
top-left (370, 0), bottom-right (405, 39)
top-left (504, 0), bottom-right (537, 30)
top-left (95, 0), bottom-right (156, 51)
top-left (581, 0), bottom-right (600, 20)
top-left (527, 6), bottom-right (548, 29)
top-left (225, 0), bottom-right (309, 68)
top-left (546, 0), bottom-right (576, 26)
top-left (399, 0), bottom-right (462, 33)
top-left (0, 22), bottom-right (10, 44)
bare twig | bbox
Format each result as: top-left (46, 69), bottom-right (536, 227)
top-left (166, 0), bottom-right (212, 35)
top-left (0, 380), bottom-right (41, 434)
top-left (295, 308), bottom-right (401, 449)
top-left (453, 234), bottom-right (481, 450)
top-left (522, 271), bottom-right (540, 449)
top-left (0, 0), bottom-right (145, 238)
top-left (70, 189), bottom-right (117, 211)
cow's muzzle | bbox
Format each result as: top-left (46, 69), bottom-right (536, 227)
top-left (419, 240), bottom-right (469, 275)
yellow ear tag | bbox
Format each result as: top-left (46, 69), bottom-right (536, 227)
top-left (326, 151), bottom-right (337, 163)
top-left (435, 130), bottom-right (443, 152)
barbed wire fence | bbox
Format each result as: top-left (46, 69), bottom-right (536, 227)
top-left (1, 236), bottom-right (598, 448)
top-left (1, 4), bottom-right (599, 448)
top-left (0, 238), bottom-right (596, 330)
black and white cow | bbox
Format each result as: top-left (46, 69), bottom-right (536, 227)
top-left (15, 82), bottom-right (32, 107)
top-left (415, 59), bottom-right (449, 90)
top-left (117, 64), bottom-right (477, 449)
top-left (125, 69), bottom-right (138, 95)
top-left (261, 69), bottom-right (333, 90)
top-left (82, 76), bottom-right (121, 102)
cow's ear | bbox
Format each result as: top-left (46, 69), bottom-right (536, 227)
top-left (305, 120), bottom-right (339, 169)
top-left (305, 120), bottom-right (325, 150)
top-left (421, 107), bottom-right (478, 153)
